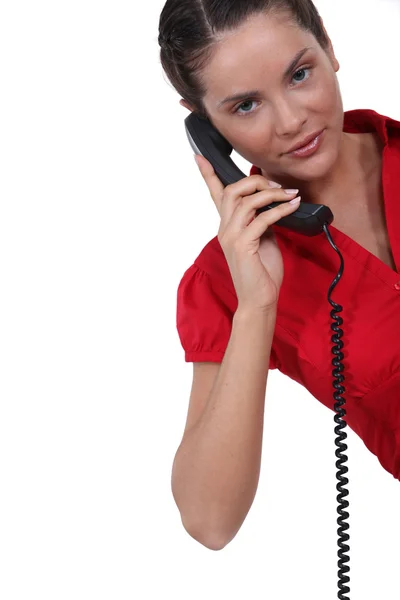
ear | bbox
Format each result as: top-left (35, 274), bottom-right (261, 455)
top-left (320, 18), bottom-right (340, 72)
top-left (179, 99), bottom-right (195, 112)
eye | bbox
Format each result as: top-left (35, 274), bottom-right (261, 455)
top-left (234, 99), bottom-right (258, 115)
top-left (292, 66), bottom-right (311, 84)
top-left (233, 66), bottom-right (313, 116)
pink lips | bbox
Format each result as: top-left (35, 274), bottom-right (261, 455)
top-left (287, 130), bottom-right (325, 158)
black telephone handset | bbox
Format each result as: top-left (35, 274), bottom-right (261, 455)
top-left (185, 113), bottom-right (333, 236)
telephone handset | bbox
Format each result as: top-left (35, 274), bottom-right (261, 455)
top-left (184, 112), bottom-right (334, 236)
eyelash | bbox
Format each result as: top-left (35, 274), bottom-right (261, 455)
top-left (232, 66), bottom-right (313, 116)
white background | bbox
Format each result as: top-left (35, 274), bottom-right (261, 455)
top-left (1, 0), bottom-right (400, 598)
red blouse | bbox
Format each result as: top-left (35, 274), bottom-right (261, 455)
top-left (176, 108), bottom-right (400, 481)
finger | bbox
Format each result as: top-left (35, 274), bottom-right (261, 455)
top-left (194, 154), bottom-right (225, 214)
top-left (228, 187), bottom-right (299, 233)
top-left (242, 198), bottom-right (301, 244)
top-left (222, 174), bottom-right (275, 202)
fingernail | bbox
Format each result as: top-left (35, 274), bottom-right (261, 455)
top-left (284, 188), bottom-right (299, 195)
top-left (194, 155), bottom-right (200, 166)
top-left (268, 180), bottom-right (282, 188)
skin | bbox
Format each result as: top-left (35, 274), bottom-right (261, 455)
top-left (180, 10), bottom-right (382, 211)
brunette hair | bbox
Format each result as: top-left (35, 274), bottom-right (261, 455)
top-left (158, 0), bottom-right (329, 118)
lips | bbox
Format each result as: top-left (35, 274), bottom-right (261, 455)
top-left (286, 130), bottom-right (324, 154)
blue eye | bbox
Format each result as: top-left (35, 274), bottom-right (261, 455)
top-left (235, 100), bottom-right (257, 115)
top-left (292, 67), bottom-right (309, 83)
top-left (234, 67), bottom-right (312, 116)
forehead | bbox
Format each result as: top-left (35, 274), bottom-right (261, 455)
top-left (202, 12), bottom-right (314, 100)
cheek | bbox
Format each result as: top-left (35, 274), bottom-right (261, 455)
top-left (229, 131), bottom-right (272, 161)
top-left (314, 76), bottom-right (341, 113)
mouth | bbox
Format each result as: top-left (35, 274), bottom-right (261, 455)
top-left (285, 129), bottom-right (325, 154)
top-left (285, 129), bottom-right (326, 158)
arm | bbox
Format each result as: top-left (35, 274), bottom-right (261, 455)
top-left (172, 306), bottom-right (277, 550)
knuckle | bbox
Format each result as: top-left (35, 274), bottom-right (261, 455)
top-left (222, 184), bottom-right (236, 201)
top-left (252, 174), bottom-right (268, 187)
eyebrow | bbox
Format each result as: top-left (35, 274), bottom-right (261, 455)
top-left (216, 46), bottom-right (312, 108)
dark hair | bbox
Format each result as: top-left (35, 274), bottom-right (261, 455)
top-left (158, 0), bottom-right (330, 118)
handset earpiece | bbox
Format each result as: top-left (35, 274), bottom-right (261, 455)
top-left (185, 113), bottom-right (246, 186)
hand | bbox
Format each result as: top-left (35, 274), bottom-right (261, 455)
top-left (195, 154), bottom-right (301, 312)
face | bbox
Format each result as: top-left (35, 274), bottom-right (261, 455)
top-left (183, 11), bottom-right (344, 187)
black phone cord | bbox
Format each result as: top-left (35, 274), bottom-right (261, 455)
top-left (322, 222), bottom-right (350, 600)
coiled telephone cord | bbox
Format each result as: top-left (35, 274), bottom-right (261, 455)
top-left (322, 223), bottom-right (350, 600)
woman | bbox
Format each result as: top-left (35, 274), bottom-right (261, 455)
top-left (158, 0), bottom-right (400, 549)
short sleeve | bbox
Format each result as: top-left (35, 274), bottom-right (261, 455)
top-left (176, 263), bottom-right (280, 369)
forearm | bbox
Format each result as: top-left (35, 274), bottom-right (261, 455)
top-left (172, 306), bottom-right (277, 549)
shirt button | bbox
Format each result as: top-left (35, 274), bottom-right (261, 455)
top-left (395, 282), bottom-right (400, 290)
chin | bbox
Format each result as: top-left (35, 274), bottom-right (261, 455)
top-left (289, 139), bottom-right (339, 181)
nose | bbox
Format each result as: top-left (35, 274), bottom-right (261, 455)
top-left (273, 98), bottom-right (307, 137)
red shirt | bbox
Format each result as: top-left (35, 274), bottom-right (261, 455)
top-left (176, 108), bottom-right (400, 481)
